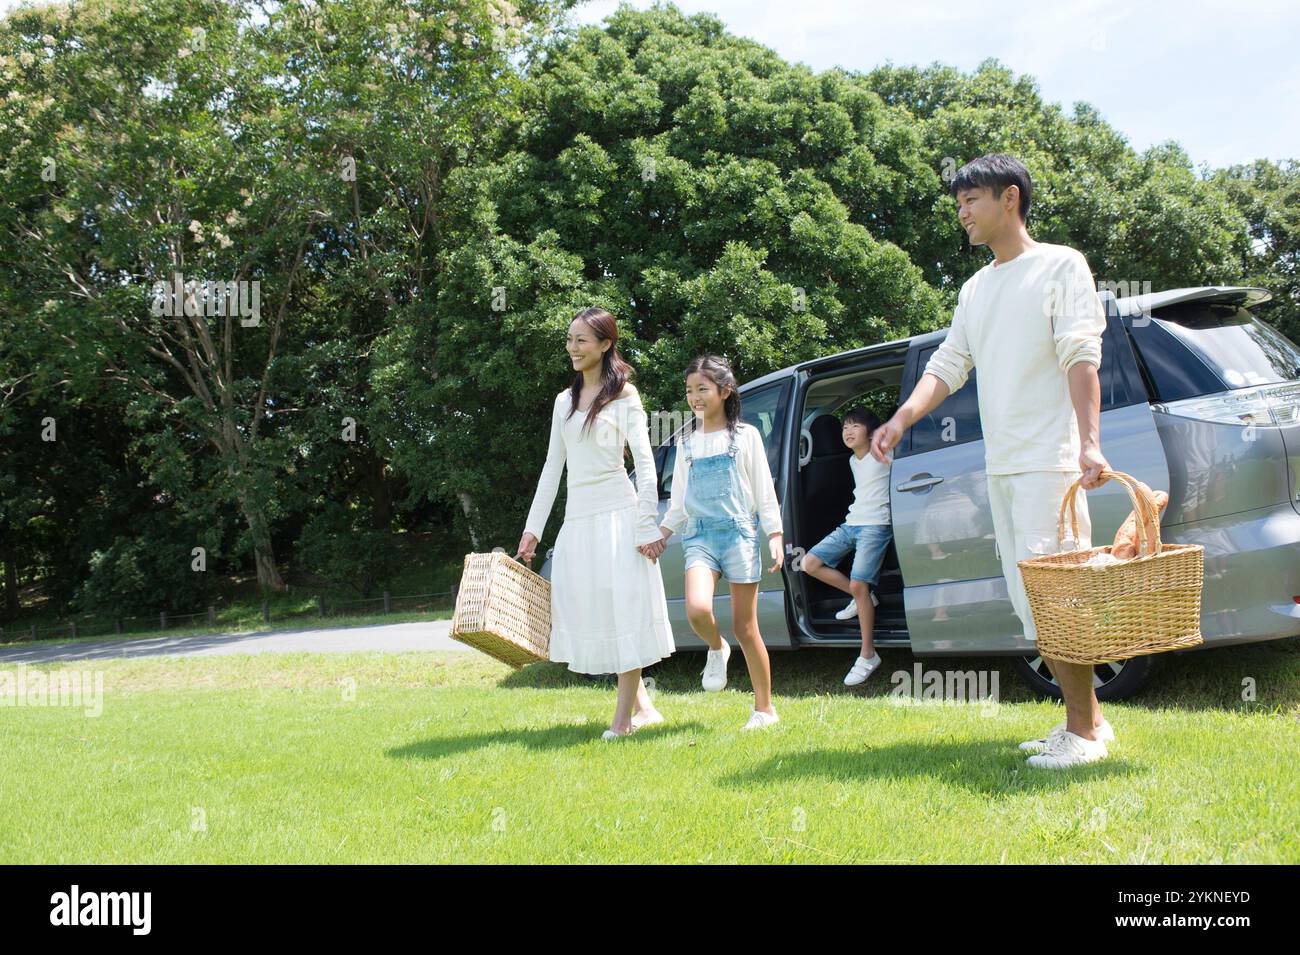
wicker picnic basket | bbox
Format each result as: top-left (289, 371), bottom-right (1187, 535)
top-left (449, 551), bottom-right (551, 668)
top-left (1018, 469), bottom-right (1204, 665)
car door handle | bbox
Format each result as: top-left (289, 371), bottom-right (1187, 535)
top-left (896, 475), bottom-right (944, 492)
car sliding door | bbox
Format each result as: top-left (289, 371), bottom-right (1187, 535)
top-left (890, 348), bottom-right (1008, 653)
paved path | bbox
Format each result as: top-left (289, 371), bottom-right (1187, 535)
top-left (0, 620), bottom-right (465, 664)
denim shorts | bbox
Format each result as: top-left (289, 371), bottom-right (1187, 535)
top-left (682, 515), bottom-right (763, 584)
top-left (807, 522), bottom-right (892, 586)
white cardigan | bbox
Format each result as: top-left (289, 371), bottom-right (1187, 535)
top-left (660, 422), bottom-right (784, 538)
top-left (524, 386), bottom-right (662, 547)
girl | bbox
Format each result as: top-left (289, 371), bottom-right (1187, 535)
top-left (657, 355), bottom-right (785, 730)
top-left (516, 308), bottom-right (674, 740)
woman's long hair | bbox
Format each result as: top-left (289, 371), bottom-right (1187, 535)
top-left (565, 307), bottom-right (636, 437)
top-left (683, 354), bottom-right (742, 440)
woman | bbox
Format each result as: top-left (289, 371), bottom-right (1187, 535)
top-left (516, 307), bottom-right (675, 739)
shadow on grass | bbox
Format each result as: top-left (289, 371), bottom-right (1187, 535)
top-left (387, 719), bottom-right (708, 760)
top-left (498, 638), bottom-right (1300, 714)
top-left (717, 738), bottom-right (1142, 797)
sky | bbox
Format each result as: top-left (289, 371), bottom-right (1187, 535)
top-left (2, 0), bottom-right (1294, 170)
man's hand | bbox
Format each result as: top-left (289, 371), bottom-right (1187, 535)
top-left (870, 415), bottom-right (906, 464)
top-left (1079, 443), bottom-right (1109, 490)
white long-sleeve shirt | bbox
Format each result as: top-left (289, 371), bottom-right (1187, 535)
top-left (660, 422), bottom-right (784, 538)
top-left (524, 386), bottom-right (662, 546)
top-left (922, 242), bottom-right (1105, 475)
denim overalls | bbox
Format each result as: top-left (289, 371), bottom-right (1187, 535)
top-left (680, 427), bottom-right (763, 583)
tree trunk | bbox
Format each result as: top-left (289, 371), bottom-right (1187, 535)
top-left (458, 491), bottom-right (481, 550)
top-left (368, 453), bottom-right (393, 529)
top-left (234, 489), bottom-right (285, 592)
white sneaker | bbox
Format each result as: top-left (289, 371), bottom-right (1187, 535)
top-left (601, 728), bottom-right (632, 740)
top-left (844, 653), bottom-right (883, 686)
top-left (1026, 730), bottom-right (1108, 769)
top-left (741, 708), bottom-right (780, 731)
top-left (1019, 719), bottom-right (1115, 754)
top-left (702, 642), bottom-right (731, 691)
top-left (834, 592), bottom-right (880, 620)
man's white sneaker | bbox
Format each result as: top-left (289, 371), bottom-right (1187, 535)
top-left (834, 592), bottom-right (879, 620)
top-left (741, 708), bottom-right (780, 731)
top-left (1019, 719), bottom-right (1115, 754)
top-left (844, 653), bottom-right (883, 686)
top-left (1026, 730), bottom-right (1108, 769)
top-left (702, 642), bottom-right (731, 691)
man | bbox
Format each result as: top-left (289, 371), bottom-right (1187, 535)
top-left (870, 154), bottom-right (1113, 769)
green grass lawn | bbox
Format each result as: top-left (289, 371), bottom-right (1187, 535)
top-left (2, 641), bottom-right (1296, 864)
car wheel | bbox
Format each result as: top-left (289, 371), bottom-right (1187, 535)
top-left (1011, 653), bottom-right (1155, 701)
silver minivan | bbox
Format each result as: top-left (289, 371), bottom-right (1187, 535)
top-left (542, 286), bottom-right (1300, 699)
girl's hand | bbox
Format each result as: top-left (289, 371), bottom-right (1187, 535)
top-left (767, 533), bottom-right (784, 573)
top-left (516, 532), bottom-right (539, 564)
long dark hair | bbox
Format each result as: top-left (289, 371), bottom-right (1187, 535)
top-left (565, 307), bottom-right (636, 437)
top-left (683, 354), bottom-right (741, 440)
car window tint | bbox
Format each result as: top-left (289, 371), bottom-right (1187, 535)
top-left (908, 345), bottom-right (983, 454)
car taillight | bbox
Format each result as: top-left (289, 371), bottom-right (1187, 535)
top-left (1153, 381), bottom-right (1300, 428)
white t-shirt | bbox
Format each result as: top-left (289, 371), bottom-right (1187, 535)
top-left (845, 451), bottom-right (891, 525)
top-left (660, 423), bottom-right (784, 537)
top-left (922, 242), bottom-right (1105, 475)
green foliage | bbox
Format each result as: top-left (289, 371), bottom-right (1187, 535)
top-left (297, 502), bottom-right (404, 598)
top-left (71, 510), bottom-right (218, 617)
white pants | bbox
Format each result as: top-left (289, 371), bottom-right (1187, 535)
top-left (987, 470), bottom-right (1091, 642)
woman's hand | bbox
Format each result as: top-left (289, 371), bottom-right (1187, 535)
top-left (516, 531), bottom-right (539, 564)
top-left (638, 538), bottom-right (666, 562)
top-left (767, 533), bottom-right (785, 573)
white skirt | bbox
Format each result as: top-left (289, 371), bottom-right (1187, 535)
top-left (549, 502), bottom-right (676, 675)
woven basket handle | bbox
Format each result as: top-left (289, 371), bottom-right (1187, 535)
top-left (1057, 468), bottom-right (1161, 558)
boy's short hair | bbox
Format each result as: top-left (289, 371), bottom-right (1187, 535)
top-left (843, 406), bottom-right (881, 432)
top-left (949, 154), bottom-right (1032, 221)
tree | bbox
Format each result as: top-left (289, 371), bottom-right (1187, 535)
top-left (0, 0), bottom-right (568, 593)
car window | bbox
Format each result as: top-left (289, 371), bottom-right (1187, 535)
top-left (1132, 304), bottom-right (1300, 400)
top-left (905, 345), bottom-right (983, 454)
top-left (1099, 319), bottom-right (1134, 410)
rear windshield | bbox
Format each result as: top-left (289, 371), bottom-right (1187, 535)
top-left (1127, 303), bottom-right (1300, 401)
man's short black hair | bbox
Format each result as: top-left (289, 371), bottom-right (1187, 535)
top-left (843, 406), bottom-right (881, 432)
top-left (949, 154), bottom-right (1032, 221)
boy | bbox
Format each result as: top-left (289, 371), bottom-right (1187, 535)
top-left (801, 406), bottom-right (893, 686)
top-left (870, 154), bottom-right (1112, 769)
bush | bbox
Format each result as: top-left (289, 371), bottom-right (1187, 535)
top-left (296, 504), bottom-right (403, 598)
